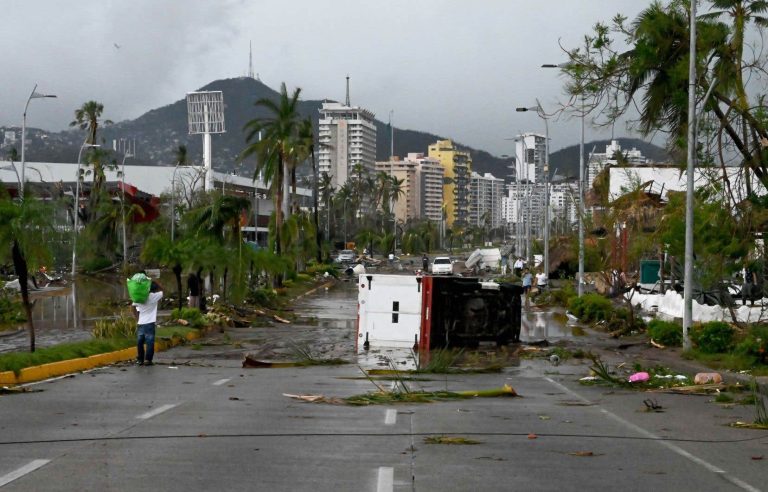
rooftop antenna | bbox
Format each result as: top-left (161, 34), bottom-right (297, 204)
top-left (248, 41), bottom-right (254, 79)
top-left (345, 75), bottom-right (350, 106)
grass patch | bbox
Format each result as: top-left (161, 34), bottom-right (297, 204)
top-left (682, 350), bottom-right (768, 376)
top-left (0, 338), bottom-right (134, 375)
top-left (424, 436), bottom-right (481, 445)
top-left (714, 393), bottom-right (734, 403)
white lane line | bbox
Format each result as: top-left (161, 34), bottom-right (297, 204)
top-left (544, 377), bottom-right (760, 492)
top-left (384, 409), bottom-right (397, 425)
top-left (0, 459), bottom-right (50, 487)
top-left (376, 466), bottom-right (394, 492)
top-left (212, 378), bottom-right (231, 386)
top-left (136, 403), bottom-right (179, 420)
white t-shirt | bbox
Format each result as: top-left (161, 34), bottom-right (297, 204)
top-left (536, 273), bottom-right (547, 286)
top-left (133, 291), bottom-right (163, 325)
top-left (514, 259), bottom-right (524, 269)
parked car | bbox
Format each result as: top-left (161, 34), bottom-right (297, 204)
top-left (431, 256), bottom-right (453, 275)
top-left (336, 249), bottom-right (356, 263)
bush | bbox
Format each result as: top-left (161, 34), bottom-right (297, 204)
top-left (248, 288), bottom-right (277, 306)
top-left (734, 324), bottom-right (768, 363)
top-left (568, 293), bottom-right (613, 323)
top-left (691, 321), bottom-right (735, 354)
top-left (0, 289), bottom-right (25, 326)
top-left (547, 284), bottom-right (576, 307)
top-left (82, 256), bottom-right (113, 273)
top-left (648, 319), bottom-right (683, 347)
top-left (170, 307), bottom-right (206, 328)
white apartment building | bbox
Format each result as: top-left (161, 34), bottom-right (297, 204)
top-left (515, 133), bottom-right (546, 184)
top-left (318, 101), bottom-right (377, 188)
top-left (587, 140), bottom-right (649, 189)
top-left (375, 153), bottom-right (444, 223)
top-left (469, 172), bottom-right (505, 229)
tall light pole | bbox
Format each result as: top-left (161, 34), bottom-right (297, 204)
top-left (20, 84), bottom-right (56, 200)
top-left (516, 101), bottom-right (551, 278)
top-left (116, 139), bottom-right (135, 270)
top-left (683, 0), bottom-right (697, 350)
top-left (543, 62), bottom-right (586, 296)
top-left (72, 142), bottom-right (100, 278)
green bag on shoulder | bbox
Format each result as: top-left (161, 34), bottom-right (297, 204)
top-left (127, 273), bottom-right (151, 303)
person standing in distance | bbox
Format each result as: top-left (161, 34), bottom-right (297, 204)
top-left (133, 281), bottom-right (163, 366)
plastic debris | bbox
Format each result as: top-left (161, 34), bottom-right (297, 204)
top-left (694, 372), bottom-right (722, 385)
top-left (628, 372), bottom-right (650, 383)
top-left (579, 376), bottom-right (599, 382)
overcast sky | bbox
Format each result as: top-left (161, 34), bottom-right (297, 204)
top-left (2, 0), bottom-right (652, 156)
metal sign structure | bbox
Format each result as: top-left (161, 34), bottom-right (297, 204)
top-left (186, 91), bottom-right (225, 192)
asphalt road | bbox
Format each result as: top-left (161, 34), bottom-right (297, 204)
top-left (1, 282), bottom-right (766, 491)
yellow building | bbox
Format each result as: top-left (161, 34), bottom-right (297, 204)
top-left (427, 139), bottom-right (472, 227)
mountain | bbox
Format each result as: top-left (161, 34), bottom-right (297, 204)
top-left (1, 77), bottom-right (666, 182)
top-left (549, 138), bottom-right (670, 179)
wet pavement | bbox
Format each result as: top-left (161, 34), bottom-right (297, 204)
top-left (166, 276), bottom-right (579, 369)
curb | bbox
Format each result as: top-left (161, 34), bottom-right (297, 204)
top-left (0, 330), bottom-right (201, 386)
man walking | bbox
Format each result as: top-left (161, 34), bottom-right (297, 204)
top-left (133, 281), bottom-right (163, 366)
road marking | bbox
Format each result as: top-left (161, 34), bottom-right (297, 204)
top-left (136, 403), bottom-right (178, 420)
top-left (0, 459), bottom-right (50, 487)
top-left (384, 409), bottom-right (397, 425)
top-left (544, 377), bottom-right (760, 492)
top-left (376, 466), bottom-right (393, 492)
top-left (212, 378), bottom-right (231, 386)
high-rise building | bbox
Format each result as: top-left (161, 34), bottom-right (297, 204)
top-left (427, 139), bottom-right (471, 227)
top-left (375, 153), bottom-right (444, 223)
top-left (318, 101), bottom-right (377, 188)
top-left (470, 172), bottom-right (505, 229)
top-left (515, 133), bottom-right (546, 183)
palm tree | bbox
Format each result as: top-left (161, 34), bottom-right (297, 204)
top-left (241, 83), bottom-right (302, 260)
top-left (318, 172), bottom-right (335, 245)
top-left (297, 118), bottom-right (322, 262)
top-left (70, 100), bottom-right (114, 225)
top-left (0, 190), bottom-right (53, 352)
top-left (702, 0), bottom-right (768, 108)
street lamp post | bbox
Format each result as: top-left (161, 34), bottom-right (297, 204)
top-left (542, 63), bottom-right (585, 296)
top-left (516, 101), bottom-right (551, 279)
top-left (72, 142), bottom-right (100, 278)
top-left (20, 84), bottom-right (56, 200)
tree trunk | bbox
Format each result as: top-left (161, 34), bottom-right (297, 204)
top-left (12, 240), bottom-right (35, 352)
top-left (312, 149), bottom-right (321, 263)
top-left (223, 267), bottom-right (228, 302)
top-left (173, 263), bottom-right (183, 312)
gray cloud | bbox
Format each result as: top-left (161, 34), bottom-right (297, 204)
top-left (2, 0), bottom-right (651, 156)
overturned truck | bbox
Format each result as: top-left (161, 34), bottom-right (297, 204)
top-left (356, 274), bottom-right (522, 352)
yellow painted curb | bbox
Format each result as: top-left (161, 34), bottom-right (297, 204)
top-left (0, 329), bottom-right (203, 386)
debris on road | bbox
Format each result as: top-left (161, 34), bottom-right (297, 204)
top-left (694, 372), bottom-right (723, 385)
top-left (423, 436), bottom-right (481, 445)
top-left (282, 384), bottom-right (519, 406)
top-left (642, 399), bottom-right (663, 412)
top-left (568, 451), bottom-right (597, 457)
top-left (629, 372), bottom-right (650, 383)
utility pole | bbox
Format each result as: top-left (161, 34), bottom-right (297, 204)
top-left (682, 0), bottom-right (697, 350)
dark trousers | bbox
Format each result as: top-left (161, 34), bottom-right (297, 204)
top-left (137, 322), bottom-right (156, 363)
